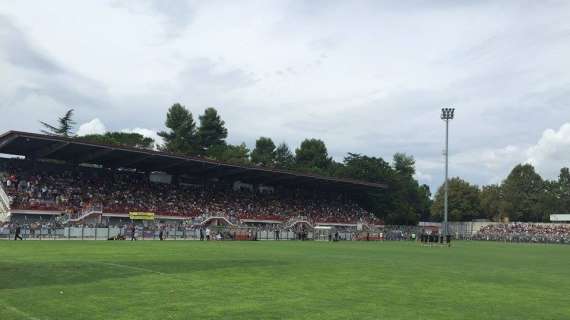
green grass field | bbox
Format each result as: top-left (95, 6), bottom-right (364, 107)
top-left (1, 241), bottom-right (569, 320)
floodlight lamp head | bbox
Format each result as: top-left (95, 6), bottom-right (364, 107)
top-left (441, 107), bottom-right (455, 120)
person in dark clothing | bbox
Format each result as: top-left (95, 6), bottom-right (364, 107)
top-left (130, 225), bottom-right (137, 241)
top-left (274, 229), bottom-right (280, 240)
top-left (199, 228), bottom-right (204, 241)
top-left (159, 227), bottom-right (164, 241)
top-left (14, 225), bottom-right (23, 240)
top-left (446, 234), bottom-right (452, 247)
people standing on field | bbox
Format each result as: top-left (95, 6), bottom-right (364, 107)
top-left (130, 224), bottom-right (137, 241)
top-left (14, 224), bottom-right (23, 240)
top-left (206, 227), bottom-right (210, 240)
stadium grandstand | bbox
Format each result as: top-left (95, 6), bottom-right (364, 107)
top-left (473, 223), bottom-right (570, 244)
top-left (0, 131), bottom-right (385, 229)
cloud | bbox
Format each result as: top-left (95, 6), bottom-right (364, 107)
top-left (121, 127), bottom-right (163, 146)
top-left (0, 16), bottom-right (62, 74)
top-left (423, 123), bottom-right (570, 189)
top-left (1, 1), bottom-right (570, 194)
top-left (0, 14), bottom-right (111, 132)
top-left (77, 118), bottom-right (107, 136)
top-left (526, 122), bottom-right (570, 178)
top-left (176, 58), bottom-right (256, 97)
top-left (77, 117), bottom-right (162, 148)
top-left (414, 170), bottom-right (433, 184)
top-left (111, 0), bottom-right (196, 38)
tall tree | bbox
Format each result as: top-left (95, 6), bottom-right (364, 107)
top-left (502, 164), bottom-right (545, 222)
top-left (158, 103), bottom-right (198, 154)
top-left (207, 143), bottom-right (250, 165)
top-left (393, 153), bottom-right (415, 177)
top-left (294, 138), bottom-right (332, 173)
top-left (80, 132), bottom-right (154, 149)
top-left (416, 184), bottom-right (433, 221)
top-left (431, 177), bottom-right (482, 221)
top-left (479, 184), bottom-right (504, 221)
top-left (197, 107), bottom-right (228, 154)
top-left (336, 153), bottom-right (396, 221)
top-left (541, 179), bottom-right (560, 220)
top-left (336, 152), bottom-right (431, 225)
top-left (555, 167), bottom-right (570, 215)
top-left (337, 153), bottom-right (393, 183)
top-left (251, 137), bottom-right (276, 166)
top-left (40, 109), bottom-right (75, 137)
top-left (275, 143), bottom-right (295, 169)
top-left (388, 169), bottom-right (429, 225)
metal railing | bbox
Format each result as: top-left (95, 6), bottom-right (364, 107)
top-left (67, 203), bottom-right (103, 222)
top-left (0, 224), bottom-right (426, 242)
top-left (0, 183), bottom-right (10, 221)
top-left (2, 222), bottom-right (569, 244)
top-left (285, 215), bottom-right (312, 229)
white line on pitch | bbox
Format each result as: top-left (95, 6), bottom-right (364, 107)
top-left (95, 261), bottom-right (165, 275)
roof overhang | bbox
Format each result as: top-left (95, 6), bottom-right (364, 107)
top-left (0, 131), bottom-right (387, 192)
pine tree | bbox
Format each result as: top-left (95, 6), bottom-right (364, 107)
top-left (197, 107), bottom-right (228, 154)
top-left (158, 103), bottom-right (198, 154)
top-left (40, 109), bottom-right (76, 137)
top-left (251, 137), bottom-right (276, 166)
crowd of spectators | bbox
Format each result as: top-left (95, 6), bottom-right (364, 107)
top-left (474, 223), bottom-right (570, 244)
top-left (1, 159), bottom-right (379, 225)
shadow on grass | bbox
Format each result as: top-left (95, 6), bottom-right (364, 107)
top-left (0, 259), bottom-right (283, 290)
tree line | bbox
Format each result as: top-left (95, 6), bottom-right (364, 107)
top-left (38, 106), bottom-right (570, 223)
top-left (431, 164), bottom-right (570, 223)
top-left (140, 103), bottom-right (432, 225)
top-left (38, 105), bottom-right (433, 225)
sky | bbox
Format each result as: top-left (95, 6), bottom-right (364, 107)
top-left (1, 0), bottom-right (569, 193)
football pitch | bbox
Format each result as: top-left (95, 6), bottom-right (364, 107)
top-left (1, 241), bottom-right (569, 320)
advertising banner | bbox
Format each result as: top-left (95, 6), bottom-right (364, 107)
top-left (129, 212), bottom-right (155, 220)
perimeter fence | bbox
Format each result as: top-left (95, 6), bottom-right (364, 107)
top-left (0, 225), bottom-right (421, 241)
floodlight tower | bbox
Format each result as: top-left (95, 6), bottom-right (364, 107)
top-left (441, 107), bottom-right (455, 237)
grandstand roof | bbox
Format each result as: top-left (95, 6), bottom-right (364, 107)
top-left (0, 131), bottom-right (387, 191)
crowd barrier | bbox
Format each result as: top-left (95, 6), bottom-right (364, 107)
top-left (0, 226), bottom-right (419, 241)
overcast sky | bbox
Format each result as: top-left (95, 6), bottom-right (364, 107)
top-left (1, 0), bottom-right (569, 192)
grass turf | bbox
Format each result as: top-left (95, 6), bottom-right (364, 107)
top-left (0, 240), bottom-right (569, 320)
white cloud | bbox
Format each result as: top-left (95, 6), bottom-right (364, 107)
top-left (452, 145), bottom-right (525, 171)
top-left (414, 170), bottom-right (433, 184)
top-left (1, 1), bottom-right (570, 193)
top-left (78, 118), bottom-right (163, 148)
top-left (429, 123), bottom-right (570, 188)
top-left (526, 122), bottom-right (570, 179)
top-left (121, 127), bottom-right (163, 147)
top-left (76, 118), bottom-right (106, 136)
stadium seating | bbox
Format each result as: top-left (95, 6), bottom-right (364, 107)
top-left (0, 158), bottom-right (379, 225)
top-left (474, 223), bottom-right (570, 244)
